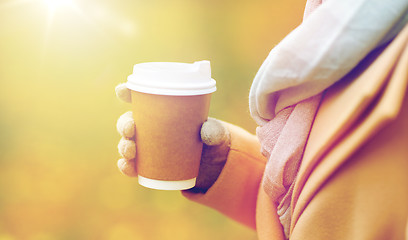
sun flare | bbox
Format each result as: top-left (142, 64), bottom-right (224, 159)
top-left (43, 0), bottom-right (75, 11)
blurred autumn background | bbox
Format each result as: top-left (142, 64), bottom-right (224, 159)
top-left (0, 0), bottom-right (305, 239)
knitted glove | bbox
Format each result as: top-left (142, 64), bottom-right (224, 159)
top-left (115, 83), bottom-right (231, 192)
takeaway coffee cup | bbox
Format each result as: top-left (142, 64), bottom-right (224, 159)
top-left (126, 61), bottom-right (216, 190)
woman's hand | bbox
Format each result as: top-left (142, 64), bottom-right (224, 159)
top-left (115, 83), bottom-right (231, 192)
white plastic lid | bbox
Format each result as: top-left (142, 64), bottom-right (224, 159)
top-left (126, 61), bottom-right (216, 96)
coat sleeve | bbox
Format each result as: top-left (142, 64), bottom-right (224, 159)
top-left (182, 122), bottom-right (267, 229)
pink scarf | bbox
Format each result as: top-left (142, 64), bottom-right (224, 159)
top-left (257, 1), bottom-right (325, 237)
top-left (257, 94), bottom-right (321, 237)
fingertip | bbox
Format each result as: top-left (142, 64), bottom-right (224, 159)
top-left (118, 137), bottom-right (136, 160)
top-left (117, 111), bottom-right (135, 139)
top-left (201, 118), bottom-right (229, 146)
top-left (117, 158), bottom-right (138, 177)
top-left (123, 120), bottom-right (135, 139)
top-left (115, 83), bottom-right (132, 103)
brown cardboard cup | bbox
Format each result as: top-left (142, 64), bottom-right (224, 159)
top-left (126, 61), bottom-right (216, 190)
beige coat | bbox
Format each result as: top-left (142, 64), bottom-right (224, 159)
top-left (184, 23), bottom-right (408, 240)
